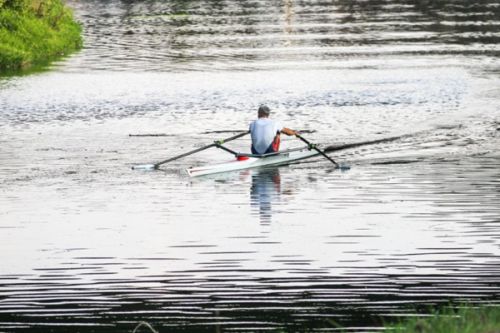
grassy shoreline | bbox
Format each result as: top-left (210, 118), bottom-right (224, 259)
top-left (385, 304), bottom-right (500, 333)
top-left (0, 0), bottom-right (82, 72)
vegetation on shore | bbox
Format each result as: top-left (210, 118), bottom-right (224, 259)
top-left (129, 305), bottom-right (500, 333)
top-left (386, 305), bottom-right (500, 333)
top-left (0, 0), bottom-right (82, 72)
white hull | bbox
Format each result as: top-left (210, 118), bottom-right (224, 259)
top-left (186, 149), bottom-right (319, 177)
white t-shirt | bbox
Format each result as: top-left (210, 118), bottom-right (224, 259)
top-left (249, 118), bottom-right (283, 154)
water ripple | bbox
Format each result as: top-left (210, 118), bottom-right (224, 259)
top-left (1, 0), bottom-right (500, 332)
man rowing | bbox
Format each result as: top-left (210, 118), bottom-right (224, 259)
top-left (134, 104), bottom-right (339, 174)
top-left (249, 105), bottom-right (298, 155)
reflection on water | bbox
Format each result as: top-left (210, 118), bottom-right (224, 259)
top-left (251, 169), bottom-right (282, 224)
top-left (284, 0), bottom-right (294, 36)
top-left (1, 0), bottom-right (500, 332)
top-left (60, 0), bottom-right (500, 72)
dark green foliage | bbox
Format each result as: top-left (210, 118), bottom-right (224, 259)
top-left (0, 0), bottom-right (31, 11)
top-left (0, 0), bottom-right (82, 71)
top-left (387, 305), bottom-right (500, 333)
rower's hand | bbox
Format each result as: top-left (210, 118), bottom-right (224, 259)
top-left (294, 130), bottom-right (300, 137)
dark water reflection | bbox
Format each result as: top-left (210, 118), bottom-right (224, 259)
top-left (61, 0), bottom-right (500, 72)
top-left (1, 0), bottom-right (500, 332)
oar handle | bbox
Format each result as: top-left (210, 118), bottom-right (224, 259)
top-left (296, 134), bottom-right (338, 167)
top-left (153, 131), bottom-right (250, 169)
top-left (213, 130), bottom-right (250, 145)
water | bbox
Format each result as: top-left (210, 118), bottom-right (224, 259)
top-left (1, 0), bottom-right (500, 332)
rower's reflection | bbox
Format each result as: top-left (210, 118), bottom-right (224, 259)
top-left (250, 168), bottom-right (282, 224)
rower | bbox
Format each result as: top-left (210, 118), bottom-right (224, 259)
top-left (249, 105), bottom-right (298, 155)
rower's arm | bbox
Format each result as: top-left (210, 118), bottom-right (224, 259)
top-left (281, 127), bottom-right (298, 136)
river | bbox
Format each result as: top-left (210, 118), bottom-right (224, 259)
top-left (1, 0), bottom-right (500, 332)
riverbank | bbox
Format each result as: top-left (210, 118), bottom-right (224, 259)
top-left (387, 305), bottom-right (500, 333)
top-left (0, 0), bottom-right (82, 72)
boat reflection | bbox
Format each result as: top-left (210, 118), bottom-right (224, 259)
top-left (250, 168), bottom-right (282, 224)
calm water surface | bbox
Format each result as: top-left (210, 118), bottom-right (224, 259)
top-left (1, 0), bottom-right (500, 332)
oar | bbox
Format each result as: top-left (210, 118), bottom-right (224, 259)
top-left (132, 131), bottom-right (250, 170)
top-left (296, 134), bottom-right (339, 167)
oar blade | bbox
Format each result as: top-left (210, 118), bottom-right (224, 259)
top-left (338, 163), bottom-right (350, 171)
top-left (132, 164), bottom-right (156, 171)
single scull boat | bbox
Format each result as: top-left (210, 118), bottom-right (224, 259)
top-left (186, 147), bottom-right (319, 177)
top-left (132, 131), bottom-right (340, 176)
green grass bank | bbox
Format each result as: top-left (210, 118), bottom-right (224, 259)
top-left (386, 305), bottom-right (500, 333)
top-left (0, 0), bottom-right (82, 72)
